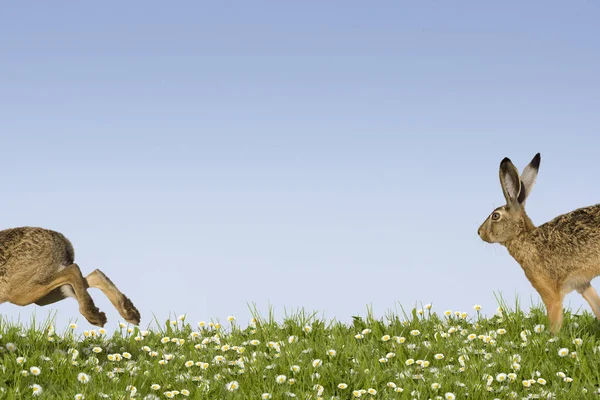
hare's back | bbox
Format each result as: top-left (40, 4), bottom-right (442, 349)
top-left (0, 227), bottom-right (75, 271)
top-left (538, 204), bottom-right (600, 248)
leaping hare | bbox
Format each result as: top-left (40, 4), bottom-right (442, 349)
top-left (0, 227), bottom-right (140, 327)
top-left (478, 153), bottom-right (600, 334)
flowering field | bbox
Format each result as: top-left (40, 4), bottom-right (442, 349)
top-left (1, 301), bottom-right (600, 399)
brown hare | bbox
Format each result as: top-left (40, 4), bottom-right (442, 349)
top-left (0, 227), bottom-right (140, 327)
top-left (479, 153), bottom-right (600, 334)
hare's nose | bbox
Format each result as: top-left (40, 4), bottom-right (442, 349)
top-left (477, 227), bottom-right (482, 237)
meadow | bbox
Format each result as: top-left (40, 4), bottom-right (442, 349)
top-left (1, 299), bottom-right (599, 399)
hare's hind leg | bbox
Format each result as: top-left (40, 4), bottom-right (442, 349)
top-left (34, 287), bottom-right (70, 306)
top-left (9, 264), bottom-right (106, 327)
top-left (86, 269), bottom-right (140, 325)
top-left (35, 269), bottom-right (78, 306)
top-left (578, 285), bottom-right (600, 320)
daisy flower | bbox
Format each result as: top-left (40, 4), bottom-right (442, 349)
top-left (31, 384), bottom-right (43, 396)
top-left (558, 348), bottom-right (569, 357)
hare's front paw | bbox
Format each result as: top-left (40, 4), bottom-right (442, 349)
top-left (119, 295), bottom-right (141, 325)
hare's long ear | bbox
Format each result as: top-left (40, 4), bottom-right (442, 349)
top-left (517, 153), bottom-right (541, 204)
top-left (499, 157), bottom-right (522, 205)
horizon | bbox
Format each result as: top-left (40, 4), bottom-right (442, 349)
top-left (1, 1), bottom-right (600, 329)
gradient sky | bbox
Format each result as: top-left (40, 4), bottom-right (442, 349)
top-left (1, 2), bottom-right (599, 330)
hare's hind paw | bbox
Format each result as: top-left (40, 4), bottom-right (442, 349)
top-left (86, 310), bottom-right (107, 327)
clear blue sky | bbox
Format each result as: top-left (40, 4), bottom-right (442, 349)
top-left (1, 2), bottom-right (599, 329)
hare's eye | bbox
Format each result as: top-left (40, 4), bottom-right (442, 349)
top-left (491, 212), bottom-right (501, 221)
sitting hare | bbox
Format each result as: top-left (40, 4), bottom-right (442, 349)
top-left (479, 153), bottom-right (600, 334)
top-left (0, 227), bottom-right (140, 327)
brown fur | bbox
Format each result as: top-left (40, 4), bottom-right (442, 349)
top-left (0, 227), bottom-right (140, 327)
top-left (479, 153), bottom-right (600, 334)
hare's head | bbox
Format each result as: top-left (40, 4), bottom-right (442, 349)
top-left (478, 153), bottom-right (541, 244)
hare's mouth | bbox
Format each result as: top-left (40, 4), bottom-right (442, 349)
top-left (478, 228), bottom-right (492, 243)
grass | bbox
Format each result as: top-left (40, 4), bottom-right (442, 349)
top-left (1, 298), bottom-right (600, 399)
